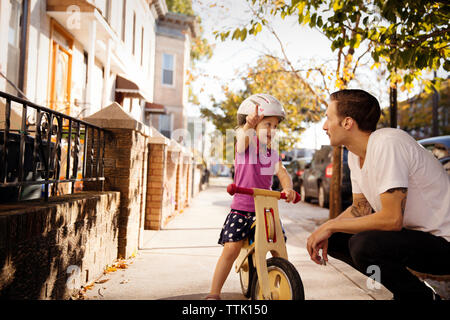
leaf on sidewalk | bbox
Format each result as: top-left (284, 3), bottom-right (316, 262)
top-left (95, 279), bottom-right (110, 284)
top-left (84, 283), bottom-right (94, 290)
top-left (104, 266), bottom-right (117, 273)
top-left (116, 263), bottom-right (128, 269)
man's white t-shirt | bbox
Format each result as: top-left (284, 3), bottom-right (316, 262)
top-left (348, 128), bottom-right (450, 241)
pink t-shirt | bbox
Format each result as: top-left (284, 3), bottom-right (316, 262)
top-left (231, 137), bottom-right (281, 212)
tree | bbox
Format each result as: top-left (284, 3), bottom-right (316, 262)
top-left (213, 0), bottom-right (449, 218)
top-left (214, 0), bottom-right (374, 217)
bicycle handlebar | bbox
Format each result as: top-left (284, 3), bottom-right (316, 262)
top-left (227, 183), bottom-right (301, 204)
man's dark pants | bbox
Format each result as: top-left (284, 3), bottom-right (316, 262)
top-left (327, 229), bottom-right (450, 300)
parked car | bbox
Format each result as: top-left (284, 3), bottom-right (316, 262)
top-left (281, 148), bottom-right (315, 162)
top-left (299, 145), bottom-right (352, 208)
top-left (273, 149), bottom-right (316, 191)
top-left (284, 157), bottom-right (313, 193)
top-left (418, 135), bottom-right (450, 175)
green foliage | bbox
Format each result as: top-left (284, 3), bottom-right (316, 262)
top-left (277, 0), bottom-right (449, 85)
top-left (166, 0), bottom-right (195, 16)
top-left (215, 0), bottom-right (449, 87)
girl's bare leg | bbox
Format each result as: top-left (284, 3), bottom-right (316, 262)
top-left (209, 240), bottom-right (244, 296)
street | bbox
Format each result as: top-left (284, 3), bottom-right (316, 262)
top-left (85, 177), bottom-right (392, 300)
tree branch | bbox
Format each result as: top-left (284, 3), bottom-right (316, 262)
top-left (351, 43), bottom-right (373, 78)
top-left (247, 2), bottom-right (328, 106)
top-left (267, 26), bottom-right (328, 105)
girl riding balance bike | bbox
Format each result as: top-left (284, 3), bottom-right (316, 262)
top-left (206, 94), bottom-right (304, 300)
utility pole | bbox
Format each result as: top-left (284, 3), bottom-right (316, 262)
top-left (432, 70), bottom-right (439, 136)
top-left (329, 145), bottom-right (342, 219)
top-left (390, 84), bottom-right (398, 128)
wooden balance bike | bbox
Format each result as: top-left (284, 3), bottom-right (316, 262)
top-left (227, 183), bottom-right (305, 300)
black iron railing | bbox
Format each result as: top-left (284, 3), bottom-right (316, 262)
top-left (0, 91), bottom-right (108, 202)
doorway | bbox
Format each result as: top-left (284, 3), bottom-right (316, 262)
top-left (48, 20), bottom-right (73, 115)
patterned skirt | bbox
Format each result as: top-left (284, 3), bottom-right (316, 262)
top-left (218, 209), bottom-right (256, 245)
top-left (218, 209), bottom-right (287, 245)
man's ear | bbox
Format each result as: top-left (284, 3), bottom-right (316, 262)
top-left (342, 117), bottom-right (354, 130)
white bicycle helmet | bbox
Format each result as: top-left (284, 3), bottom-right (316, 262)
top-left (237, 93), bottom-right (286, 121)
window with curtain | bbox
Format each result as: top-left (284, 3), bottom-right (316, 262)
top-left (159, 113), bottom-right (172, 138)
top-left (162, 53), bottom-right (174, 86)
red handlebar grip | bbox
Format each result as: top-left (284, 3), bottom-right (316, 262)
top-left (280, 191), bottom-right (302, 204)
top-left (294, 192), bottom-right (301, 203)
top-left (227, 184), bottom-right (254, 196)
top-left (228, 184), bottom-right (301, 203)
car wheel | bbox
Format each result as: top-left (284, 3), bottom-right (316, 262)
top-left (318, 183), bottom-right (328, 208)
top-left (300, 184), bottom-right (309, 202)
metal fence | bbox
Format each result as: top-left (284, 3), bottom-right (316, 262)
top-left (0, 91), bottom-right (108, 202)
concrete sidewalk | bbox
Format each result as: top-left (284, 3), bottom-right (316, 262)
top-left (84, 177), bottom-right (393, 300)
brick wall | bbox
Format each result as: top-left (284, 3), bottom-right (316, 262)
top-left (0, 191), bottom-right (120, 299)
top-left (85, 103), bottom-right (199, 233)
top-left (164, 150), bottom-right (178, 223)
top-left (100, 128), bottom-right (148, 258)
top-left (145, 146), bottom-right (196, 229)
top-left (145, 143), bottom-right (167, 230)
top-left (0, 102), bottom-right (204, 299)
top-left (183, 155), bottom-right (192, 208)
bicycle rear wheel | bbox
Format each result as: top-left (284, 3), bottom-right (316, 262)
top-left (239, 256), bottom-right (255, 298)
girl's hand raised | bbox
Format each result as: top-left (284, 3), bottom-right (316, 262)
top-left (245, 105), bottom-right (264, 128)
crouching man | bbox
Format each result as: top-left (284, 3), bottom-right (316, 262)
top-left (307, 89), bottom-right (450, 300)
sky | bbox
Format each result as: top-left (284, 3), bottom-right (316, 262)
top-left (187, 1), bottom-right (444, 150)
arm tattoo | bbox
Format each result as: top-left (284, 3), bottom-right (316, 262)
top-left (386, 187), bottom-right (408, 215)
top-left (350, 197), bottom-right (373, 217)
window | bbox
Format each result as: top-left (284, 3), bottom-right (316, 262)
top-left (159, 113), bottom-right (172, 138)
top-left (132, 12), bottom-right (136, 55)
top-left (105, 0), bottom-right (111, 23)
top-left (6, 0), bottom-right (23, 95)
top-left (121, 0), bottom-right (126, 42)
top-left (162, 53), bottom-right (174, 86)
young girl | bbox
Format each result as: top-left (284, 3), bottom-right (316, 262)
top-left (206, 93), bottom-right (297, 300)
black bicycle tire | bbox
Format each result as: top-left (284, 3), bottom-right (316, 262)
top-left (250, 257), bottom-right (305, 300)
top-left (239, 256), bottom-right (255, 298)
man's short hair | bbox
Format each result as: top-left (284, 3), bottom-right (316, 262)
top-left (330, 89), bottom-right (381, 132)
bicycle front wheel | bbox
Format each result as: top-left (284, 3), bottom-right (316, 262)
top-left (251, 257), bottom-right (304, 300)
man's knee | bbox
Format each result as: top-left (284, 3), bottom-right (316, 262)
top-left (326, 232), bottom-right (352, 258)
top-left (348, 230), bottom-right (383, 267)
